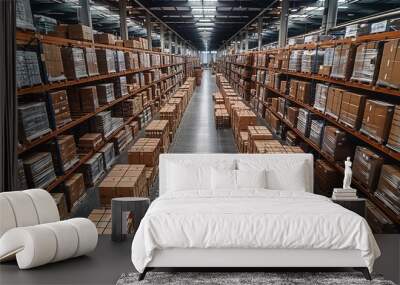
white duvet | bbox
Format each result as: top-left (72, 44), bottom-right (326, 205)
top-left (131, 190), bottom-right (380, 273)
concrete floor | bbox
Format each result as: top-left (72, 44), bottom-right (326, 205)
top-left (1, 70), bottom-right (399, 285)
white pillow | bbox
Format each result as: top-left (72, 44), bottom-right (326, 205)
top-left (211, 168), bottom-right (237, 191)
top-left (168, 163), bottom-right (211, 191)
top-left (266, 161), bottom-right (307, 191)
top-left (236, 169), bottom-right (267, 189)
top-left (238, 159), bottom-right (308, 191)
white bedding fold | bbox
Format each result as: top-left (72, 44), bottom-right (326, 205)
top-left (131, 190), bottom-right (380, 273)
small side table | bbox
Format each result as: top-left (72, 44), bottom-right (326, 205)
top-left (331, 197), bottom-right (366, 217)
top-left (111, 197), bottom-right (150, 242)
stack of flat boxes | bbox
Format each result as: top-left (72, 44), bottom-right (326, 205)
top-left (61, 47), bottom-right (88, 79)
top-left (96, 49), bottom-right (116, 74)
top-left (97, 83), bottom-right (115, 106)
top-left (232, 109), bottom-right (257, 145)
top-left (128, 138), bottom-right (161, 168)
top-left (23, 152), bottom-right (56, 189)
top-left (375, 165), bottom-right (400, 216)
top-left (98, 142), bottom-right (116, 170)
top-left (88, 209), bottom-right (112, 235)
top-left (65, 173), bottom-right (85, 210)
top-left (247, 126), bottom-right (274, 153)
top-left (145, 120), bottom-right (170, 153)
top-left (321, 126), bottom-right (353, 161)
top-left (16, 50), bottom-right (42, 88)
top-left (215, 109), bottom-right (230, 128)
top-left (314, 159), bottom-right (341, 197)
top-left (112, 125), bottom-right (133, 154)
top-left (160, 104), bottom-right (177, 138)
top-left (353, 146), bottom-right (384, 191)
top-left (49, 90), bottom-right (72, 128)
top-left (50, 135), bottom-right (79, 173)
top-left (387, 106), bottom-right (400, 152)
top-left (41, 43), bottom-right (65, 82)
top-left (78, 133), bottom-right (103, 152)
top-left (70, 86), bottom-right (99, 114)
top-left (253, 140), bottom-right (286, 154)
top-left (99, 164), bottom-right (147, 207)
top-left (84, 47), bottom-right (99, 76)
top-left (80, 152), bottom-right (105, 187)
top-left (18, 102), bottom-right (51, 142)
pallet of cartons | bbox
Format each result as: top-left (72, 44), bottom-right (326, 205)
top-left (88, 208), bottom-right (112, 235)
top-left (160, 104), bottom-right (177, 138)
top-left (167, 97), bottom-right (184, 123)
top-left (65, 173), bottom-right (85, 210)
top-left (253, 140), bottom-right (286, 154)
top-left (247, 126), bottom-right (274, 153)
top-left (215, 109), bottom-right (230, 129)
top-left (127, 138), bottom-right (161, 167)
top-left (238, 131), bottom-right (249, 153)
top-left (145, 120), bottom-right (170, 153)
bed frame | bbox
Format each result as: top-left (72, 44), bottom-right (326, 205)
top-left (137, 154), bottom-right (372, 281)
top-left (139, 248), bottom-right (371, 280)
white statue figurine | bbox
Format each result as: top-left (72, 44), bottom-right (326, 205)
top-left (343, 157), bottom-right (353, 190)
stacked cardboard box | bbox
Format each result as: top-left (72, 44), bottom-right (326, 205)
top-left (296, 81), bottom-right (312, 104)
top-left (314, 159), bottom-right (341, 197)
top-left (49, 90), bottom-right (72, 128)
top-left (351, 41), bottom-right (382, 84)
top-left (94, 33), bottom-right (116, 45)
top-left (18, 102), bottom-right (51, 142)
top-left (161, 104), bottom-right (178, 134)
top-left (99, 164), bottom-right (148, 207)
top-left (286, 106), bottom-right (299, 127)
top-left (232, 109), bottom-right (257, 141)
top-left (325, 87), bottom-right (344, 120)
top-left (80, 152), bottom-right (105, 187)
top-left (238, 131), bottom-right (249, 153)
top-left (145, 166), bottom-right (158, 190)
top-left (84, 47), bottom-right (99, 76)
top-left (70, 86), bottom-right (99, 114)
top-left (301, 49), bottom-right (324, 73)
top-left (145, 120), bottom-right (170, 153)
top-left (296, 108), bottom-right (314, 137)
top-left (16, 50), bottom-right (42, 88)
top-left (96, 49), bottom-right (116, 74)
top-left (309, 120), bottom-right (325, 147)
top-left (247, 126), bottom-right (273, 153)
top-left (270, 113), bottom-right (281, 134)
top-left (114, 76), bottom-right (129, 98)
top-left (51, 135), bottom-right (79, 173)
top-left (360, 100), bottom-right (395, 143)
top-left (23, 152), bottom-right (56, 189)
top-left (319, 48), bottom-right (335, 76)
top-left (51, 193), bottom-right (69, 220)
top-left (130, 121), bottom-right (140, 138)
top-left (88, 208), bottom-right (112, 235)
top-left (387, 106), bottom-right (400, 152)
top-left (168, 97), bottom-right (184, 122)
top-left (288, 50), bottom-right (303, 72)
top-left (115, 51), bottom-right (126, 72)
top-left (215, 109), bottom-right (230, 129)
top-left (313, 83), bottom-right (329, 112)
top-left (125, 52), bottom-right (140, 70)
top-left (128, 138), bottom-right (161, 167)
top-left (353, 146), bottom-right (384, 191)
top-left (61, 47), bottom-right (88, 79)
top-left (67, 24), bottom-right (93, 41)
top-left (112, 125), bottom-right (133, 154)
top-left (98, 142), bottom-right (116, 170)
top-left (42, 44), bottom-right (65, 82)
top-left (338, 91), bottom-right (365, 129)
top-left (277, 97), bottom-right (286, 118)
top-left (78, 133), bottom-right (103, 152)
top-left (65, 173), bottom-right (85, 209)
top-left (253, 140), bottom-right (286, 154)
top-left (321, 126), bottom-right (352, 161)
top-left (97, 83), bottom-right (115, 105)
top-left (377, 39), bottom-right (400, 89)
top-left (289, 79), bottom-right (298, 99)
top-left (375, 165), bottom-right (400, 215)
top-left (331, 44), bottom-right (356, 80)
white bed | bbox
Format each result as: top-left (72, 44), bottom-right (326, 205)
top-left (131, 154), bottom-right (380, 280)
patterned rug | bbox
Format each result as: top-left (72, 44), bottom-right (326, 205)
top-left (116, 271), bottom-right (395, 285)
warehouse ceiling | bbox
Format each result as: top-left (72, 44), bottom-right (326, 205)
top-left (29, 0), bottom-right (400, 51)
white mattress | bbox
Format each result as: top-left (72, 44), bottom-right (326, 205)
top-left (131, 190), bottom-right (380, 273)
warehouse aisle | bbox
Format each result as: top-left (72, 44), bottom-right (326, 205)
top-left (169, 69), bottom-right (237, 153)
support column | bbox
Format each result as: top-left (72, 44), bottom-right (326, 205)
top-left (79, 0), bottom-right (92, 28)
top-left (325, 0), bottom-right (338, 33)
top-left (257, 17), bottom-right (263, 51)
top-left (119, 0), bottom-right (128, 40)
top-left (168, 31), bottom-right (172, 54)
top-left (146, 13), bottom-right (152, 50)
top-left (278, 0), bottom-right (289, 48)
top-left (245, 29), bottom-right (249, 51)
top-left (160, 25), bottom-right (165, 52)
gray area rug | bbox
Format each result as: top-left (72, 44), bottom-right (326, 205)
top-left (116, 271), bottom-right (395, 285)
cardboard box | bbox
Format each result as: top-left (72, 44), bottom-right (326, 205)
top-left (296, 81), bottom-right (312, 104)
top-left (375, 165), bottom-right (400, 214)
top-left (84, 47), bottom-right (99, 76)
top-left (360, 100), bottom-right (395, 143)
top-left (76, 86), bottom-right (99, 113)
top-left (325, 87), bottom-right (344, 120)
top-left (65, 173), bottom-right (85, 208)
top-left (96, 49), bottom-right (116, 74)
top-left (49, 90), bottom-right (72, 128)
top-left (68, 24), bottom-right (93, 42)
top-left (42, 43), bottom-right (65, 82)
top-left (377, 39), bottom-right (400, 89)
top-left (94, 33), bottom-right (116, 45)
top-left (286, 107), bottom-right (299, 127)
top-left (128, 138), bottom-right (161, 167)
top-left (351, 41), bottom-right (382, 84)
top-left (314, 159), bottom-right (341, 197)
top-left (338, 91), bottom-right (365, 129)
top-left (313, 83), bottom-right (329, 112)
top-left (78, 133), bottom-right (103, 151)
top-left (61, 47), bottom-right (88, 80)
top-left (145, 120), bottom-right (170, 153)
top-left (321, 126), bottom-right (353, 161)
top-left (387, 105), bottom-right (400, 152)
top-left (352, 146), bottom-right (384, 191)
top-left (331, 44), bottom-right (356, 80)
top-left (247, 126), bottom-right (273, 153)
top-left (289, 80), bottom-right (298, 99)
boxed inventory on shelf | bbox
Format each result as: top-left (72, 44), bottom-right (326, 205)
top-left (68, 24), bottom-right (93, 42)
top-left (41, 43), bottom-right (65, 82)
top-left (96, 49), bottom-right (116, 74)
top-left (387, 106), bottom-right (400, 152)
top-left (351, 41), bottom-right (382, 84)
top-left (377, 38), bottom-right (400, 90)
top-left (16, 0), bottom-right (35, 30)
top-left (94, 33), bottom-right (116, 45)
top-left (360, 100), bottom-right (395, 143)
top-left (16, 50), bottom-right (42, 88)
top-left (338, 91), bottom-right (365, 129)
top-left (98, 142), bottom-right (116, 171)
top-left (18, 102), bottom-right (51, 142)
top-left (159, 104), bottom-right (177, 135)
top-left (321, 126), bottom-right (352, 161)
top-left (97, 83), bottom-right (115, 105)
top-left (78, 133), bottom-right (103, 151)
top-left (112, 125), bottom-right (133, 154)
top-left (314, 159), bottom-right (341, 197)
top-left (80, 152), bottom-right (105, 187)
top-left (215, 109), bottom-right (230, 129)
top-left (247, 126), bottom-right (273, 153)
top-left (115, 51), bottom-right (126, 72)
top-left (65, 173), bottom-right (85, 209)
top-left (330, 44), bottom-right (356, 80)
top-left (114, 76), bottom-right (129, 98)
top-left (84, 47), bottom-right (100, 76)
top-left (325, 86), bottom-right (344, 120)
top-left (238, 131), bottom-right (249, 153)
top-left (313, 83), bottom-right (329, 112)
top-left (69, 86), bottom-right (99, 114)
top-left (61, 47), bottom-right (88, 80)
top-left (49, 90), bottom-right (72, 128)
top-left (309, 119), bottom-right (325, 147)
top-left (352, 146), bottom-right (384, 191)
top-left (375, 165), bottom-right (400, 215)
top-left (49, 135), bottom-right (79, 173)
top-left (23, 152), bottom-right (56, 189)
